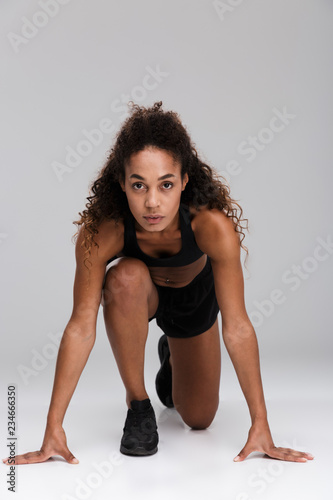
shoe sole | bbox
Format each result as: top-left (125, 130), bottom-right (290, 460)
top-left (120, 445), bottom-right (158, 456)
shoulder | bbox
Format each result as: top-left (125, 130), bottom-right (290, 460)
top-left (188, 203), bottom-right (240, 261)
top-left (76, 216), bottom-right (125, 262)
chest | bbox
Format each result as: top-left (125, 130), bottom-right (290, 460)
top-left (136, 229), bottom-right (182, 259)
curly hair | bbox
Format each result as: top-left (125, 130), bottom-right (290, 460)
top-left (72, 101), bottom-right (249, 276)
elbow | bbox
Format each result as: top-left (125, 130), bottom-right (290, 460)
top-left (64, 321), bottom-right (96, 343)
top-left (222, 320), bottom-right (255, 345)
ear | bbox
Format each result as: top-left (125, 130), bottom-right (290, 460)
top-left (182, 173), bottom-right (189, 191)
top-left (119, 179), bottom-right (125, 192)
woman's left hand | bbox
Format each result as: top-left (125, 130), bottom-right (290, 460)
top-left (233, 419), bottom-right (314, 463)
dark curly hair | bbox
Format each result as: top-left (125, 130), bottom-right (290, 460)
top-left (72, 101), bottom-right (249, 275)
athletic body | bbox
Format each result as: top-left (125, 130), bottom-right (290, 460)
top-left (3, 102), bottom-right (313, 465)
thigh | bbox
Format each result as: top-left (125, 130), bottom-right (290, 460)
top-left (167, 317), bottom-right (221, 416)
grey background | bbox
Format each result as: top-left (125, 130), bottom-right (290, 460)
top-left (1, 1), bottom-right (332, 499)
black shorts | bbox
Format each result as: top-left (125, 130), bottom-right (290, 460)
top-left (148, 256), bottom-right (220, 338)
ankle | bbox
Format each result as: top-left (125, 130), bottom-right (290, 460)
top-left (126, 391), bottom-right (149, 408)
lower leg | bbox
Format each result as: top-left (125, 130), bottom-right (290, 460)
top-left (103, 264), bottom-right (153, 408)
top-left (167, 319), bottom-right (221, 429)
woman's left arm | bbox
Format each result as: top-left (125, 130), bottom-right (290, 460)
top-left (194, 209), bottom-right (314, 463)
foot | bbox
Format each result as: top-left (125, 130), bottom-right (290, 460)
top-left (155, 335), bottom-right (174, 408)
top-left (120, 398), bottom-right (159, 456)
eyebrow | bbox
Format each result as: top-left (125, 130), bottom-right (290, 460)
top-left (129, 173), bottom-right (176, 181)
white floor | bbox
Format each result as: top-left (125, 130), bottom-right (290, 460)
top-left (1, 320), bottom-right (332, 500)
top-left (1, 394), bottom-right (332, 500)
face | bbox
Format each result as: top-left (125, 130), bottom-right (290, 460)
top-left (119, 147), bottom-right (188, 234)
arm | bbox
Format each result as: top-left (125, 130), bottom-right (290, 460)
top-left (3, 219), bottom-right (121, 465)
top-left (194, 208), bottom-right (313, 463)
top-left (46, 224), bottom-right (108, 428)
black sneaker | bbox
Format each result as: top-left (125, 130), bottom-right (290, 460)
top-left (120, 398), bottom-right (158, 456)
top-left (155, 334), bottom-right (174, 408)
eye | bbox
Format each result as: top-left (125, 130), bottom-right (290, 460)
top-left (132, 182), bottom-right (173, 190)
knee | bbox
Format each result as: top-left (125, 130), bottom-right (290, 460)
top-left (103, 258), bottom-right (150, 303)
top-left (176, 400), bottom-right (219, 430)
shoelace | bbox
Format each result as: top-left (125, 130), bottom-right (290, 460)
top-left (124, 408), bottom-right (157, 432)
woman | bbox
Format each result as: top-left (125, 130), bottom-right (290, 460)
top-left (3, 101), bottom-right (313, 464)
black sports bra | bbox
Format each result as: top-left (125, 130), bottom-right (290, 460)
top-left (106, 203), bottom-right (204, 267)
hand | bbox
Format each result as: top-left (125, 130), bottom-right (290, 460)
top-left (2, 424), bottom-right (79, 465)
top-left (233, 419), bottom-right (314, 463)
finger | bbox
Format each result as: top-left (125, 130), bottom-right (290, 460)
top-left (266, 448), bottom-right (311, 462)
top-left (62, 449), bottom-right (79, 464)
top-left (277, 447), bottom-right (314, 459)
top-left (234, 444), bottom-right (253, 462)
top-left (2, 451), bottom-right (48, 465)
top-left (3, 449), bottom-right (79, 466)
top-left (274, 447), bottom-right (314, 460)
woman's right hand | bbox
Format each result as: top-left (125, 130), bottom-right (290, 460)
top-left (2, 424), bottom-right (79, 465)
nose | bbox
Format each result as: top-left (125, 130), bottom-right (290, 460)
top-left (145, 188), bottom-right (160, 208)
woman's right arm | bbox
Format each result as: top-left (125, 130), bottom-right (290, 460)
top-left (2, 220), bottom-right (121, 465)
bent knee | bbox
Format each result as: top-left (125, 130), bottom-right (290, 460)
top-left (183, 414), bottom-right (215, 430)
top-left (103, 258), bottom-right (151, 299)
top-left (177, 402), bottom-right (219, 430)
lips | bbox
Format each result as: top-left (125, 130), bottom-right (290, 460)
top-left (143, 215), bottom-right (164, 224)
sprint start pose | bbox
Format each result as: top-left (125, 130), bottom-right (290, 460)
top-left (3, 102), bottom-right (313, 464)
